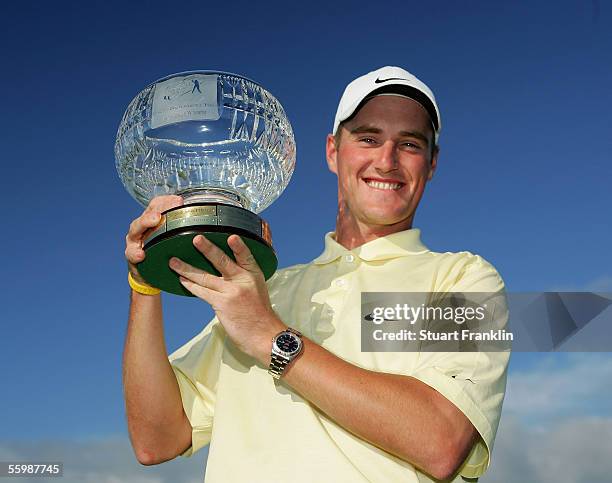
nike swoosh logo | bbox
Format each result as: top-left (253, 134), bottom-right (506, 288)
top-left (364, 313), bottom-right (398, 322)
top-left (374, 77), bottom-right (407, 84)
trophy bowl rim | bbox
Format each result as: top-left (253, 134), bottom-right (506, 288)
top-left (145, 70), bottom-right (267, 93)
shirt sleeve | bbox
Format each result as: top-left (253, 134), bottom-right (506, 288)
top-left (168, 317), bottom-right (226, 457)
top-left (409, 254), bottom-right (510, 480)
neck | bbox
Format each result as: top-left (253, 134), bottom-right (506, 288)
top-left (333, 208), bottom-right (414, 250)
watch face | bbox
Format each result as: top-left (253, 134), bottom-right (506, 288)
top-left (275, 333), bottom-right (300, 355)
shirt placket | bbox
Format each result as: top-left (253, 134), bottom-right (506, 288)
top-left (311, 253), bottom-right (361, 346)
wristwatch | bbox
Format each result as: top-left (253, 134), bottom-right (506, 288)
top-left (268, 327), bottom-right (303, 380)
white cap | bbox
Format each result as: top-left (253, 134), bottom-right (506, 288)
top-left (333, 66), bottom-right (441, 143)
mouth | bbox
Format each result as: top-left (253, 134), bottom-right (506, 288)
top-left (362, 178), bottom-right (405, 191)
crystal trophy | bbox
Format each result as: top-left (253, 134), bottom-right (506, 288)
top-left (115, 71), bottom-right (296, 296)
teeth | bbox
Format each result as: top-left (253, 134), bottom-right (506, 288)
top-left (365, 180), bottom-right (402, 190)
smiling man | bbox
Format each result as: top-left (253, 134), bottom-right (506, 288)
top-left (328, 81), bottom-right (438, 248)
top-left (123, 66), bottom-right (509, 483)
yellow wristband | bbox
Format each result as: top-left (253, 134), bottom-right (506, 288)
top-left (128, 272), bottom-right (161, 295)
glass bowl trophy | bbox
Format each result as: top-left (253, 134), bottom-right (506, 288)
top-left (115, 71), bottom-right (296, 296)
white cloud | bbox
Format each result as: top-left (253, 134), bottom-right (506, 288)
top-left (482, 353), bottom-right (612, 482)
top-left (547, 274), bottom-right (612, 292)
top-left (584, 275), bottom-right (612, 292)
top-left (0, 438), bottom-right (207, 483)
top-left (504, 353), bottom-right (612, 425)
top-left (484, 415), bottom-right (612, 483)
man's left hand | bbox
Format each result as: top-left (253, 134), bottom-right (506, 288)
top-left (168, 234), bottom-right (286, 364)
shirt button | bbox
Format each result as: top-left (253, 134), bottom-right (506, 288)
top-left (335, 278), bottom-right (346, 287)
top-left (344, 254), bottom-right (355, 262)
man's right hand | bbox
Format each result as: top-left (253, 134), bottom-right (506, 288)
top-left (125, 195), bottom-right (184, 284)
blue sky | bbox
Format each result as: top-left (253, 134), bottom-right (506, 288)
top-left (1, 1), bottom-right (611, 481)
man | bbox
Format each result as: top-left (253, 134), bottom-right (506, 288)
top-left (123, 66), bottom-right (509, 482)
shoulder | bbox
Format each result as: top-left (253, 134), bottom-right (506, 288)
top-left (428, 249), bottom-right (501, 274)
top-left (424, 249), bottom-right (505, 293)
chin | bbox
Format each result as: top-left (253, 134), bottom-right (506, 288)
top-left (362, 212), bottom-right (411, 227)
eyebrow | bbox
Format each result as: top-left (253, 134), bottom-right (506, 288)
top-left (349, 125), bottom-right (430, 145)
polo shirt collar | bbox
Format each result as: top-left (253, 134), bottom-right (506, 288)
top-left (313, 228), bottom-right (429, 265)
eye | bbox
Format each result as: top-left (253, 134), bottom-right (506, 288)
top-left (402, 141), bottom-right (424, 151)
top-left (359, 137), bottom-right (377, 144)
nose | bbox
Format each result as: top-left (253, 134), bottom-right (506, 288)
top-left (374, 140), bottom-right (398, 172)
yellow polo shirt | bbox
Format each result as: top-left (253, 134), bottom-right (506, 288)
top-left (168, 229), bottom-right (510, 482)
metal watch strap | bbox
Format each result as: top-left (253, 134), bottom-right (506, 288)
top-left (269, 353), bottom-right (290, 380)
top-left (268, 327), bottom-right (302, 380)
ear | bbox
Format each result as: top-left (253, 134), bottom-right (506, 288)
top-left (326, 133), bottom-right (338, 175)
top-left (427, 145), bottom-right (439, 181)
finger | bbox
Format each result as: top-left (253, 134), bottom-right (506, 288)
top-left (125, 224), bottom-right (150, 263)
top-left (125, 243), bottom-right (146, 265)
top-left (178, 275), bottom-right (220, 303)
top-left (192, 235), bottom-right (242, 278)
top-left (227, 235), bottom-right (261, 274)
top-left (147, 194), bottom-right (184, 214)
top-left (127, 195), bottom-right (184, 242)
top-left (169, 257), bottom-right (225, 292)
top-left (126, 211), bottom-right (161, 243)
top-left (127, 195), bottom-right (183, 243)
top-left (125, 196), bottom-right (185, 264)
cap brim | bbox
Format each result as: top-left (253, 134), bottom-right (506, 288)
top-left (343, 84), bottom-right (439, 132)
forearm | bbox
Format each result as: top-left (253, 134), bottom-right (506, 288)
top-left (278, 336), bottom-right (476, 480)
top-left (122, 291), bottom-right (190, 464)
